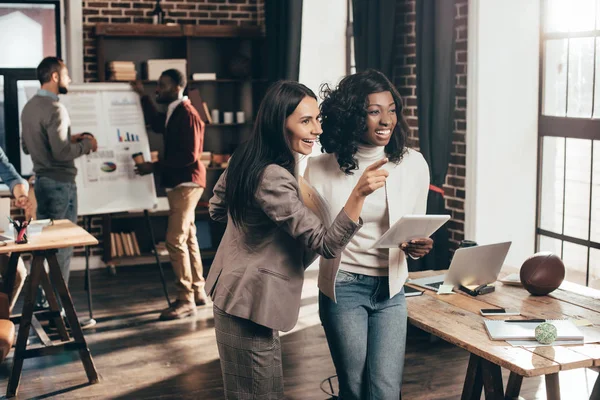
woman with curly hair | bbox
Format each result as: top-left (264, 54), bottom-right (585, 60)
top-left (205, 80), bottom-right (390, 399)
top-left (304, 69), bottom-right (433, 399)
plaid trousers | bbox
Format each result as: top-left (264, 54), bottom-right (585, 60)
top-left (214, 305), bottom-right (284, 400)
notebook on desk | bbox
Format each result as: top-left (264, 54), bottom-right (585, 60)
top-left (483, 319), bottom-right (584, 341)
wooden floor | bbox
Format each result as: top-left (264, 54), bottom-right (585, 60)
top-left (0, 265), bottom-right (597, 399)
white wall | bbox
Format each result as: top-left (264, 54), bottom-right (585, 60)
top-left (64, 0), bottom-right (84, 83)
top-left (298, 0), bottom-right (348, 175)
top-left (465, 0), bottom-right (540, 268)
top-left (298, 0), bottom-right (347, 270)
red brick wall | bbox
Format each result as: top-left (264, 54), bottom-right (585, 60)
top-left (393, 0), bottom-right (468, 249)
top-left (82, 0), bottom-right (265, 82)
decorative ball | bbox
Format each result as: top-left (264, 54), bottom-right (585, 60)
top-left (519, 252), bottom-right (565, 296)
top-left (535, 322), bottom-right (557, 344)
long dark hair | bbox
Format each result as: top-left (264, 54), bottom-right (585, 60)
top-left (319, 69), bottom-right (408, 174)
top-left (225, 80), bottom-right (317, 227)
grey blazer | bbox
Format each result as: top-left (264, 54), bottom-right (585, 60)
top-left (205, 164), bottom-right (362, 332)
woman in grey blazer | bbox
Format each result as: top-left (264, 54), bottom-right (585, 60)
top-left (206, 81), bottom-right (389, 399)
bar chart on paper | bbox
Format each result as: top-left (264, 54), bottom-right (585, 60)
top-left (117, 129), bottom-right (140, 143)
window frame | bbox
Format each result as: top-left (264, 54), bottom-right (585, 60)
top-left (0, 0), bottom-right (62, 174)
top-left (536, 0), bottom-right (600, 287)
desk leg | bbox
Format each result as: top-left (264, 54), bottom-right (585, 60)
top-left (46, 252), bottom-right (99, 384)
top-left (37, 257), bottom-right (69, 342)
top-left (505, 372), bottom-right (523, 399)
top-left (462, 354), bottom-right (484, 400)
top-left (2, 253), bottom-right (21, 301)
top-left (591, 373), bottom-right (599, 400)
top-left (545, 373), bottom-right (561, 400)
top-left (6, 256), bottom-right (43, 398)
top-left (481, 358), bottom-right (504, 400)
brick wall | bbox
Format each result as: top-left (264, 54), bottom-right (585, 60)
top-left (82, 0), bottom-right (265, 82)
top-left (73, 0), bottom-right (264, 258)
top-left (393, 0), bottom-right (468, 249)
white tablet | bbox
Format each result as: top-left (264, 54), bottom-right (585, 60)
top-left (371, 214), bottom-right (451, 249)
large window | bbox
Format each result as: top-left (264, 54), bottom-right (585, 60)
top-left (0, 1), bottom-right (61, 174)
top-left (538, 0), bottom-right (600, 288)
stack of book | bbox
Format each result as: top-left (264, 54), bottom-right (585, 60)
top-left (110, 231), bottom-right (141, 258)
top-left (107, 61), bottom-right (137, 81)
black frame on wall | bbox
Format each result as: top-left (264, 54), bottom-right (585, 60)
top-left (0, 0), bottom-right (62, 174)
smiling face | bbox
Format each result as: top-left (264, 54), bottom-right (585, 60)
top-left (362, 91), bottom-right (397, 147)
top-left (285, 96), bottom-right (322, 155)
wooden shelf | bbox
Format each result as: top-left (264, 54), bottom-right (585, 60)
top-left (96, 23), bottom-right (264, 38)
top-left (107, 250), bottom-right (217, 266)
top-left (206, 123), bottom-right (252, 127)
top-left (110, 208), bottom-right (209, 220)
top-left (188, 79), bottom-right (268, 83)
top-left (108, 79), bottom-right (266, 84)
top-left (97, 22), bottom-right (262, 264)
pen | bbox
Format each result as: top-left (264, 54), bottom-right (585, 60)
top-left (505, 319), bottom-right (546, 323)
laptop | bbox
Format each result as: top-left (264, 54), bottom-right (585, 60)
top-left (409, 241), bottom-right (512, 291)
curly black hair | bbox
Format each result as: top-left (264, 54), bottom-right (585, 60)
top-left (319, 69), bottom-right (409, 174)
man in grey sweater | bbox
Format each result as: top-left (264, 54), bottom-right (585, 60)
top-left (21, 57), bottom-right (97, 292)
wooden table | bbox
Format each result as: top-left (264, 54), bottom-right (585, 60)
top-left (406, 271), bottom-right (600, 400)
top-left (1, 220), bottom-right (99, 397)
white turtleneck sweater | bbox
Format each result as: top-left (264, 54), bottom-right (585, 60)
top-left (338, 144), bottom-right (390, 276)
top-left (305, 146), bottom-right (430, 299)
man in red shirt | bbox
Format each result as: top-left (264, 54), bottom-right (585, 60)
top-left (132, 69), bottom-right (208, 320)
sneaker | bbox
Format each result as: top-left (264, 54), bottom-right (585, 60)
top-left (35, 288), bottom-right (49, 310)
top-left (159, 300), bottom-right (197, 321)
top-left (48, 315), bottom-right (97, 332)
top-left (79, 318), bottom-right (97, 330)
top-left (194, 290), bottom-right (209, 306)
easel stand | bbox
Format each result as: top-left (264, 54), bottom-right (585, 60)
top-left (83, 216), bottom-right (96, 326)
top-left (83, 211), bottom-right (171, 320)
top-left (143, 209), bottom-right (171, 308)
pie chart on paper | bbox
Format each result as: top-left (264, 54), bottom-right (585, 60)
top-left (101, 162), bottom-right (117, 172)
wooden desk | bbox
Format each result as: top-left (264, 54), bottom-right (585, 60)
top-left (407, 271), bottom-right (600, 400)
top-left (1, 220), bottom-right (99, 397)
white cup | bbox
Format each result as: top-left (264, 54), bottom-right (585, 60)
top-left (211, 109), bottom-right (219, 124)
top-left (223, 112), bottom-right (234, 124)
top-left (236, 111), bottom-right (245, 124)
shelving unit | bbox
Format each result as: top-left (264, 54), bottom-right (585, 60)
top-left (94, 23), bottom-right (266, 269)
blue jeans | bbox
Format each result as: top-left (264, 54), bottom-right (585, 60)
top-left (319, 271), bottom-right (407, 400)
top-left (35, 176), bottom-right (78, 285)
